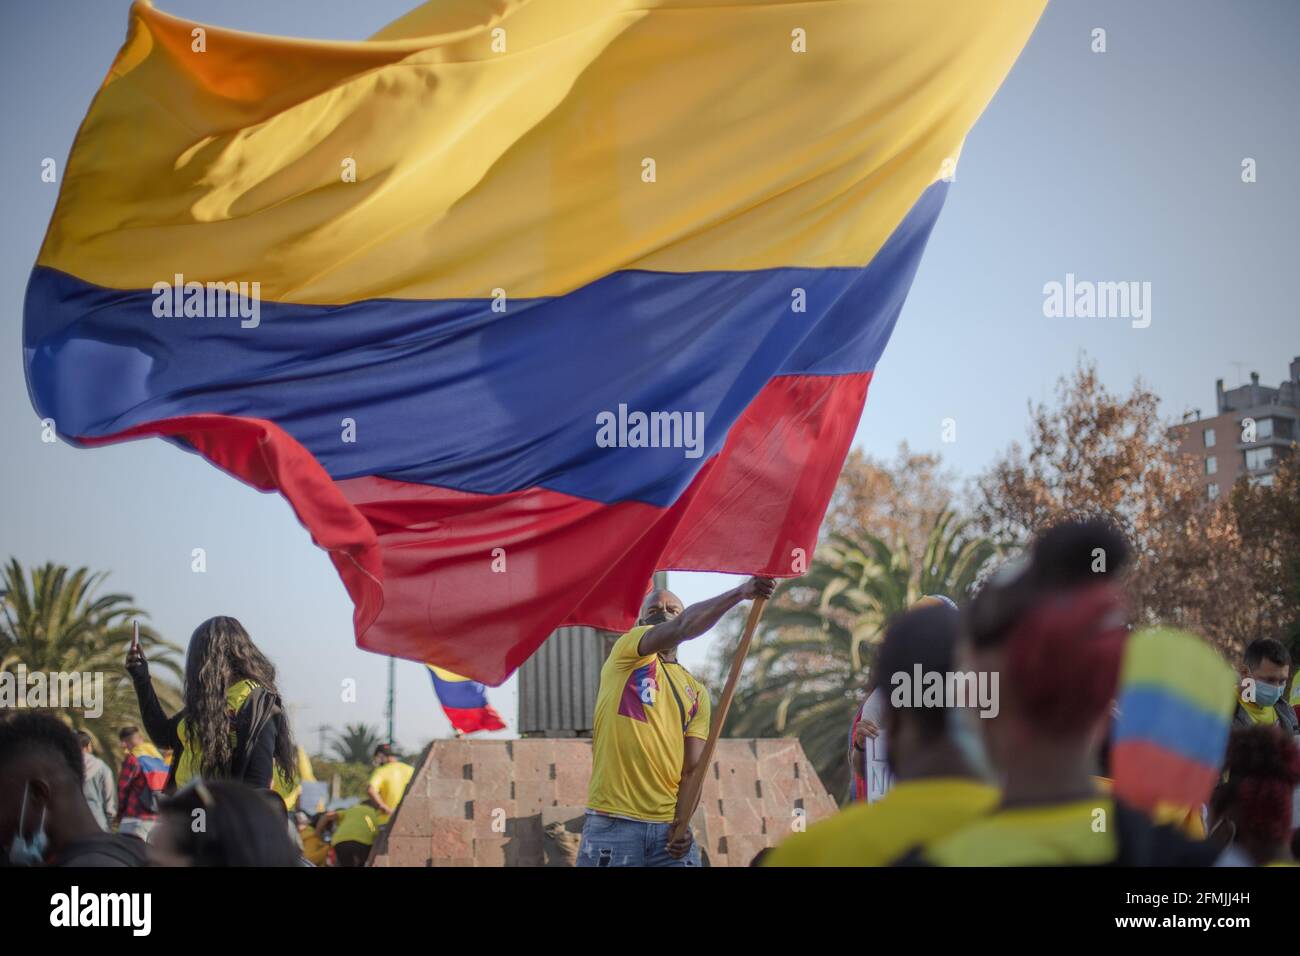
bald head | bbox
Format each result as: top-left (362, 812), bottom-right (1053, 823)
top-left (639, 589), bottom-right (683, 627)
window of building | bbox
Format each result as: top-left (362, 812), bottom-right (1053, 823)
top-left (1206, 456), bottom-right (1217, 475)
top-left (1256, 417), bottom-right (1274, 440)
top-left (1203, 427), bottom-right (1216, 448)
top-left (1250, 474), bottom-right (1276, 488)
top-left (1245, 447), bottom-right (1275, 471)
top-left (1207, 483), bottom-right (1219, 501)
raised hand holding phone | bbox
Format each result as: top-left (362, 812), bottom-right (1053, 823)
top-left (126, 619), bottom-right (147, 676)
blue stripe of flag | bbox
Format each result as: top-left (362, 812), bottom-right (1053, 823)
top-left (24, 183), bottom-right (947, 508)
top-left (428, 667), bottom-right (492, 711)
top-left (1114, 685), bottom-right (1229, 768)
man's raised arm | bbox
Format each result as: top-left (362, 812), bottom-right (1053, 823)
top-left (636, 577), bottom-right (775, 657)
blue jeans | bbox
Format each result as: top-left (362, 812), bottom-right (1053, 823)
top-left (577, 812), bottom-right (701, 867)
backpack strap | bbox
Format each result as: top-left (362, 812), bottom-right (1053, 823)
top-left (658, 659), bottom-right (693, 736)
top-left (232, 687), bottom-right (282, 780)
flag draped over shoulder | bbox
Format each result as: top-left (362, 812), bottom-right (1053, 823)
top-left (25, 0), bottom-right (1045, 683)
top-left (427, 665), bottom-right (506, 734)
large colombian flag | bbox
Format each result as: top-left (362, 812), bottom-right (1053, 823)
top-left (25, 0), bottom-right (1045, 684)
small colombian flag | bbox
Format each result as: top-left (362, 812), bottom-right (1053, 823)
top-left (1112, 627), bottom-right (1236, 812)
top-left (427, 665), bottom-right (506, 735)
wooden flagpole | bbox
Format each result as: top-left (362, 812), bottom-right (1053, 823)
top-left (669, 595), bottom-right (768, 846)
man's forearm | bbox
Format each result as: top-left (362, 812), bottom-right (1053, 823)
top-left (639, 587), bottom-right (746, 655)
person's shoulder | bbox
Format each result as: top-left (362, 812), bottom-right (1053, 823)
top-left (608, 626), bottom-right (653, 662)
top-left (55, 833), bottom-right (151, 867)
top-left (764, 801), bottom-right (886, 866)
top-left (919, 813), bottom-right (999, 866)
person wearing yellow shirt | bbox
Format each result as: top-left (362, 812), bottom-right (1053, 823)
top-left (367, 744), bottom-right (414, 824)
top-left (920, 519), bottom-right (1220, 867)
top-left (319, 800), bottom-right (381, 867)
top-left (580, 577), bottom-right (775, 867)
top-left (297, 811), bottom-right (330, 866)
top-left (125, 616), bottom-right (296, 794)
top-left (1234, 639), bottom-right (1298, 735)
top-left (765, 602), bottom-right (998, 867)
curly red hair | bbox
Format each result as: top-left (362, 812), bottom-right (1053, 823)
top-left (1002, 582), bottom-right (1128, 735)
top-left (1211, 725), bottom-right (1300, 850)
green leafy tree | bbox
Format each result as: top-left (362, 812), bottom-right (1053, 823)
top-left (0, 559), bottom-right (182, 766)
top-left (329, 722), bottom-right (383, 764)
top-left (310, 758), bottom-right (374, 801)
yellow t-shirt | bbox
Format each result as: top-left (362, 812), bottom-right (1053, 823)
top-left (368, 761), bottom-right (414, 823)
top-left (332, 804), bottom-right (380, 847)
top-left (763, 778), bottom-right (999, 867)
top-left (300, 826), bottom-right (330, 866)
top-left (174, 679), bottom-right (259, 788)
top-left (587, 627), bottom-right (712, 823)
top-left (926, 797), bottom-right (1118, 866)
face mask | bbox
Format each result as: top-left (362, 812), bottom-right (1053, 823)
top-left (1251, 682), bottom-right (1283, 708)
top-left (7, 784), bottom-right (49, 867)
top-left (947, 706), bottom-right (996, 781)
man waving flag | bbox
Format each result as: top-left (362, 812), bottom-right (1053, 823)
top-left (25, 0), bottom-right (1046, 683)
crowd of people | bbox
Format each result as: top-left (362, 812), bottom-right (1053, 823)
top-left (0, 617), bottom-right (415, 867)
top-left (576, 517), bottom-right (1300, 868)
top-left (761, 520), bottom-right (1300, 867)
top-left (3, 518), bottom-right (1298, 868)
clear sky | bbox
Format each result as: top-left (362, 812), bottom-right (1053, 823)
top-left (2, 1), bottom-right (1296, 752)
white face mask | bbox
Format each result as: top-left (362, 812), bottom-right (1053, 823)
top-left (7, 783), bottom-right (50, 867)
top-left (947, 706), bottom-right (996, 782)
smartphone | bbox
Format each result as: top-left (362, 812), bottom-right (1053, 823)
top-left (131, 620), bottom-right (140, 651)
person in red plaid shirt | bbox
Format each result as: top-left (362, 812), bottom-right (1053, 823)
top-left (115, 726), bottom-right (169, 841)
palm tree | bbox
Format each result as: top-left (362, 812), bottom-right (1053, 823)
top-left (0, 559), bottom-right (183, 767)
top-left (717, 510), bottom-right (1000, 800)
top-left (329, 722), bottom-right (383, 764)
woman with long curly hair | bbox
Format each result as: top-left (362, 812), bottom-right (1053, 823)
top-left (126, 616), bottom-right (295, 794)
